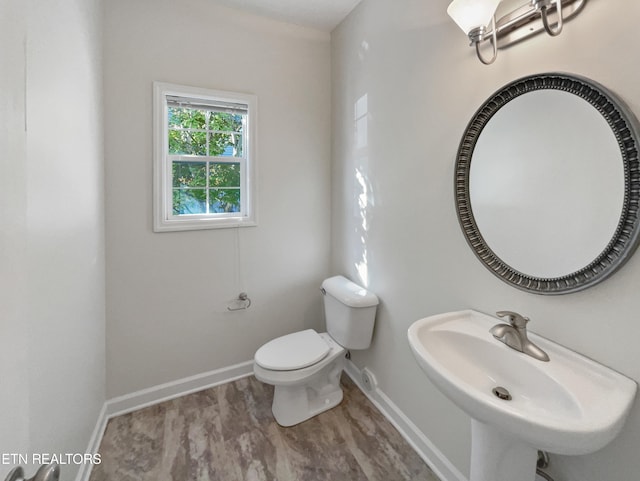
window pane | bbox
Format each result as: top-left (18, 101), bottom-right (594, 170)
top-left (169, 107), bottom-right (206, 130)
top-left (209, 162), bottom-right (240, 188)
top-left (209, 133), bottom-right (242, 157)
top-left (172, 162), bottom-right (206, 188)
top-left (169, 129), bottom-right (207, 155)
top-left (173, 189), bottom-right (206, 215)
top-left (209, 189), bottom-right (241, 213)
top-left (210, 112), bottom-right (243, 133)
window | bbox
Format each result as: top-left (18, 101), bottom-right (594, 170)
top-left (153, 82), bottom-right (257, 231)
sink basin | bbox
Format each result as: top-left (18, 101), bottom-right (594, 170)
top-left (408, 310), bottom-right (636, 481)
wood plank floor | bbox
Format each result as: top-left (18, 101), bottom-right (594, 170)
top-left (89, 374), bottom-right (440, 481)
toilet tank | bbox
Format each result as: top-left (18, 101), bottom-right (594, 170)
top-left (321, 276), bottom-right (379, 350)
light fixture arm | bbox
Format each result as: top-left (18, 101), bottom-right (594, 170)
top-left (534, 0), bottom-right (564, 36)
top-left (542, 0), bottom-right (564, 36)
top-left (472, 17), bottom-right (498, 65)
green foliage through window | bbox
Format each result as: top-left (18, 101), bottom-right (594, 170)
top-left (168, 108), bottom-right (243, 157)
top-left (168, 106), bottom-right (245, 216)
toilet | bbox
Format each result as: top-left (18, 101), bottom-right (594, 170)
top-left (253, 275), bottom-right (379, 426)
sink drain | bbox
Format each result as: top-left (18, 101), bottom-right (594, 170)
top-left (492, 386), bottom-right (512, 401)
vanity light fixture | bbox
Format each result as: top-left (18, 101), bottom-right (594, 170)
top-left (447, 0), bottom-right (586, 65)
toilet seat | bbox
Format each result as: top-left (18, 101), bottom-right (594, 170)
top-left (254, 329), bottom-right (330, 371)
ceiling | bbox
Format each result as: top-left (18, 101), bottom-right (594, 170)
top-left (211, 0), bottom-right (362, 31)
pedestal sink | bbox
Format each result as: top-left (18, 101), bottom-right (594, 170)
top-left (407, 310), bottom-right (637, 481)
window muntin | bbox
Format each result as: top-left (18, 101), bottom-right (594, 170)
top-left (153, 83), bottom-right (256, 231)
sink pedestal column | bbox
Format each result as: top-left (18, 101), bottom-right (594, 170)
top-left (470, 420), bottom-right (537, 481)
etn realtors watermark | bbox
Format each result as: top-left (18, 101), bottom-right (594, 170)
top-left (2, 453), bottom-right (101, 465)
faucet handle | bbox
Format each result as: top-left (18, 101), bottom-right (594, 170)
top-left (496, 310), bottom-right (529, 329)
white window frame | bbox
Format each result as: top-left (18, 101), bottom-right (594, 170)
top-left (153, 82), bottom-right (257, 232)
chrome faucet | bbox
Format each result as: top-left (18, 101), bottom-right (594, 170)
top-left (490, 311), bottom-right (550, 362)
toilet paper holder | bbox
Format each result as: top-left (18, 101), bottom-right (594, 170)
top-left (227, 292), bottom-right (251, 311)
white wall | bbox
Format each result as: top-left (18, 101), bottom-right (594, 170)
top-left (104, 0), bottom-right (331, 397)
top-left (0, 1), bottom-right (30, 476)
top-left (331, 1), bottom-right (640, 480)
top-left (0, 0), bottom-right (105, 479)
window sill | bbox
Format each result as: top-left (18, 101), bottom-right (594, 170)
top-left (153, 216), bottom-right (257, 232)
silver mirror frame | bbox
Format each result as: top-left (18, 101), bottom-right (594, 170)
top-left (455, 73), bottom-right (640, 295)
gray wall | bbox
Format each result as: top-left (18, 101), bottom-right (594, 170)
top-left (0, 0), bottom-right (105, 479)
top-left (104, 0), bottom-right (332, 397)
top-left (331, 0), bottom-right (640, 480)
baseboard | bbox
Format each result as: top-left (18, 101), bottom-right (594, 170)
top-left (344, 360), bottom-right (468, 481)
top-left (105, 360), bottom-right (254, 417)
top-left (74, 403), bottom-right (108, 481)
top-left (77, 360), bottom-right (254, 481)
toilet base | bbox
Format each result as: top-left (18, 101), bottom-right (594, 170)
top-left (271, 357), bottom-right (345, 427)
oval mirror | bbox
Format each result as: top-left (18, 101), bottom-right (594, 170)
top-left (455, 73), bottom-right (640, 294)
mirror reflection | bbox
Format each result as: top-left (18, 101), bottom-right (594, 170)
top-left (470, 90), bottom-right (624, 278)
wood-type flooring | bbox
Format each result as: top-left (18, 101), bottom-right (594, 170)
top-left (89, 374), bottom-right (441, 481)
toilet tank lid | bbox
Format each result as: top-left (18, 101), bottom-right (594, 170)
top-left (322, 276), bottom-right (379, 308)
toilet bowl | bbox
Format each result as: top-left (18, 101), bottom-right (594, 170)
top-left (254, 330), bottom-right (346, 426)
top-left (253, 276), bottom-right (378, 426)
